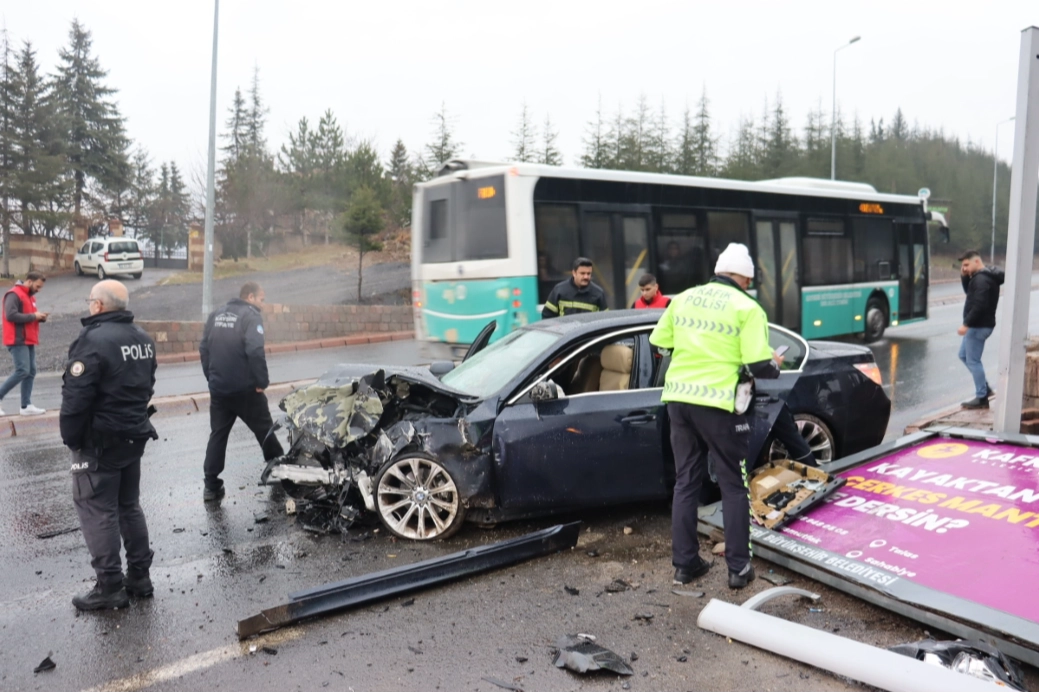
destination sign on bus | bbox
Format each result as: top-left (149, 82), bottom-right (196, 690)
top-left (858, 202), bottom-right (884, 214)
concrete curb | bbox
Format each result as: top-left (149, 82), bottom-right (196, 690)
top-left (154, 330), bottom-right (415, 364)
top-left (0, 378), bottom-right (317, 439)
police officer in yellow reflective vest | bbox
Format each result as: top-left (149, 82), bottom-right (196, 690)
top-left (650, 243), bottom-right (782, 589)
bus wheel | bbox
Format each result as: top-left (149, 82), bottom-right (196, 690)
top-left (863, 298), bottom-right (887, 343)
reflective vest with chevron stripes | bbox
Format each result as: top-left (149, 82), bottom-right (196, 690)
top-left (649, 277), bottom-right (772, 412)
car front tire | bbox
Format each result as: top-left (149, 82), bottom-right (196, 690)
top-left (74, 262), bottom-right (83, 276)
top-left (375, 453), bottom-right (466, 541)
top-left (768, 414), bottom-right (835, 465)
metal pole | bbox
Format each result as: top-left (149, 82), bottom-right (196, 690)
top-left (991, 117), bottom-right (1014, 262)
top-left (201, 0), bottom-right (219, 319)
top-left (993, 27), bottom-right (1039, 433)
top-left (831, 36), bottom-right (860, 180)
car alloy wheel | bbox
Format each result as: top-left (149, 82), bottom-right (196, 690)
top-left (97, 264), bottom-right (107, 279)
top-left (375, 454), bottom-right (464, 541)
top-left (768, 414), bottom-right (834, 465)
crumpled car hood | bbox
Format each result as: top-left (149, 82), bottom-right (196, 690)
top-left (281, 366), bottom-right (472, 449)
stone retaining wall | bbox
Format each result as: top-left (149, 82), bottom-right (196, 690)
top-left (139, 303), bottom-right (412, 355)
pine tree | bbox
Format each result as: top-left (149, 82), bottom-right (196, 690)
top-left (538, 114), bottom-right (563, 166)
top-left (339, 185), bottom-right (384, 301)
top-left (311, 109), bottom-right (348, 244)
top-left (346, 140), bottom-right (387, 202)
top-left (673, 104), bottom-right (695, 176)
top-left (721, 115), bottom-right (759, 180)
top-left (10, 41), bottom-right (67, 236)
top-left (279, 116), bottom-right (316, 240)
top-left (52, 19), bottom-right (129, 219)
top-left (386, 138), bottom-right (414, 228)
top-left (691, 88), bottom-right (718, 176)
top-left (762, 91), bottom-right (796, 178)
top-left (510, 101), bottom-right (537, 163)
top-left (645, 98), bottom-right (671, 173)
top-left (122, 148), bottom-right (154, 238)
top-left (580, 95), bottom-right (610, 169)
top-left (891, 108), bottom-right (908, 142)
top-left (420, 103), bottom-right (462, 179)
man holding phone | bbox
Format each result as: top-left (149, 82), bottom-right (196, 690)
top-left (0, 271), bottom-right (49, 416)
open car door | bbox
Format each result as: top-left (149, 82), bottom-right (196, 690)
top-left (462, 321), bottom-right (497, 362)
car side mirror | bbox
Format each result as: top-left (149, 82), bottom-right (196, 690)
top-left (530, 379), bottom-right (562, 403)
top-left (429, 360), bottom-right (455, 378)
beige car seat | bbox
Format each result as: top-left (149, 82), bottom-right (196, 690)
top-left (599, 343), bottom-right (634, 391)
top-left (569, 353), bottom-right (604, 395)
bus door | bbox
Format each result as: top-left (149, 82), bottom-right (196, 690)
top-left (752, 215), bottom-right (801, 332)
top-left (578, 205), bottom-right (652, 309)
top-left (895, 221), bottom-right (928, 320)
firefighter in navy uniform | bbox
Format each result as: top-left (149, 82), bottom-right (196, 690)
top-left (651, 243), bottom-right (782, 589)
top-left (541, 257), bottom-right (608, 319)
top-left (61, 280), bottom-right (158, 611)
top-left (200, 281), bottom-right (284, 501)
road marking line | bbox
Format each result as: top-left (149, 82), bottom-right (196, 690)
top-left (88, 626), bottom-right (304, 692)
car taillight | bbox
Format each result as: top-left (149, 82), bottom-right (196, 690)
top-left (104, 252), bottom-right (109, 262)
top-left (854, 362), bottom-right (883, 386)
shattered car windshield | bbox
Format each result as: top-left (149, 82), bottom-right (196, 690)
top-left (440, 328), bottom-right (561, 398)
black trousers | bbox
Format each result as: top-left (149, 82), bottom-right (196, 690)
top-left (203, 391), bottom-right (284, 489)
top-left (72, 445), bottom-right (153, 587)
top-left (771, 405), bottom-right (816, 466)
top-left (668, 402), bottom-right (752, 573)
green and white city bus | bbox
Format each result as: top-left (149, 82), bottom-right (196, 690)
top-left (411, 160), bottom-right (947, 359)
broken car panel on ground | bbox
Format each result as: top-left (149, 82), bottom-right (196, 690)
top-left (260, 311), bottom-right (891, 541)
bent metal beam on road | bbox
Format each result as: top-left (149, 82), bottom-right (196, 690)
top-left (237, 522), bottom-right (582, 639)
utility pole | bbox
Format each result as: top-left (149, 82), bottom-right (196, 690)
top-left (993, 26), bottom-right (1039, 433)
top-left (202, 0), bottom-right (219, 319)
top-left (831, 36), bottom-right (861, 180)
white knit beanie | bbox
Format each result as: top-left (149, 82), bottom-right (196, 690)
top-left (714, 243), bottom-right (755, 279)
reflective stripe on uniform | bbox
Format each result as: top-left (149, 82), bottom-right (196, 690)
top-left (543, 301), bottom-right (559, 314)
top-left (663, 381), bottom-right (733, 404)
top-left (673, 316), bottom-right (741, 336)
top-left (558, 300), bottom-right (602, 314)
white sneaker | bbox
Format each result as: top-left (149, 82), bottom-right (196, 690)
top-left (19, 404), bottom-right (46, 416)
top-left (0, 404), bottom-right (5, 416)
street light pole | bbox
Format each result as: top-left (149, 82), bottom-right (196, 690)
top-left (202, 0), bottom-right (219, 319)
top-left (991, 116), bottom-right (1015, 262)
top-left (831, 36), bottom-right (861, 180)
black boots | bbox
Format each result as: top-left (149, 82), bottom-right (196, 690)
top-left (72, 581), bottom-right (130, 611)
top-left (673, 555), bottom-right (712, 585)
top-left (728, 564), bottom-right (756, 589)
top-left (124, 570), bottom-right (154, 598)
top-left (961, 397), bottom-right (990, 409)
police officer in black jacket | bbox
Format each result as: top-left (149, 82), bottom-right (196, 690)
top-left (61, 280), bottom-right (158, 611)
top-left (200, 281), bottom-right (284, 501)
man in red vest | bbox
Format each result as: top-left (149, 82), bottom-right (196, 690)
top-left (632, 273), bottom-right (671, 309)
top-left (1, 271), bottom-right (49, 416)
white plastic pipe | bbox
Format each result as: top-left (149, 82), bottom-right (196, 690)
top-left (697, 599), bottom-right (1004, 692)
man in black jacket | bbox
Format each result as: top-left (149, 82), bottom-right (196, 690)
top-left (61, 280), bottom-right (158, 610)
top-left (957, 250), bottom-right (1005, 409)
top-left (542, 257), bottom-right (608, 319)
top-left (200, 282), bottom-right (284, 501)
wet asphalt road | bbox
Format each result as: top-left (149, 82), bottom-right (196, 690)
top-left (8, 412), bottom-right (1034, 692)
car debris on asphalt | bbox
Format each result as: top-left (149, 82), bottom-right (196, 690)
top-left (889, 638), bottom-right (1026, 691)
top-left (552, 635), bottom-right (634, 676)
top-left (32, 653), bottom-right (55, 674)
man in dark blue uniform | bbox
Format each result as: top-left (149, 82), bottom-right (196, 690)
top-left (61, 280), bottom-right (158, 611)
top-left (200, 282), bottom-right (284, 501)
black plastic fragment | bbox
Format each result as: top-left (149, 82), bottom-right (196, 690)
top-left (33, 655), bottom-right (55, 673)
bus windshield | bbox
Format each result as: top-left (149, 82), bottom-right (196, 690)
top-left (440, 328), bottom-right (560, 399)
top-left (422, 174), bottom-right (508, 264)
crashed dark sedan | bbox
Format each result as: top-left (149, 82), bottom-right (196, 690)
top-left (263, 311), bottom-right (891, 541)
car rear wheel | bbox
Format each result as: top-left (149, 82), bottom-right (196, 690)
top-left (375, 453), bottom-right (465, 541)
top-left (132, 272), bottom-right (143, 279)
top-left (97, 264), bottom-right (107, 279)
top-left (74, 261), bottom-right (83, 276)
top-left (863, 297), bottom-right (887, 343)
top-left (768, 414), bottom-right (835, 465)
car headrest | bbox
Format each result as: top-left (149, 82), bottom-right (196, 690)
top-left (600, 344), bottom-right (633, 373)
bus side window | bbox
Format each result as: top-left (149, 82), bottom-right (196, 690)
top-left (706, 212), bottom-right (750, 269)
top-left (535, 204), bottom-right (580, 302)
top-left (656, 213), bottom-right (706, 295)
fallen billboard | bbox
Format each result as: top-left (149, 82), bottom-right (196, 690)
top-left (700, 428), bottom-right (1039, 667)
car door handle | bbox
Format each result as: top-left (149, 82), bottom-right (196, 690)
top-left (620, 411), bottom-right (656, 425)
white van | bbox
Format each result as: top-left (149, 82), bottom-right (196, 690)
top-left (74, 238), bottom-right (145, 279)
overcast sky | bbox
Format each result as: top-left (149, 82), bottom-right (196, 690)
top-left (3, 1), bottom-right (1037, 186)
